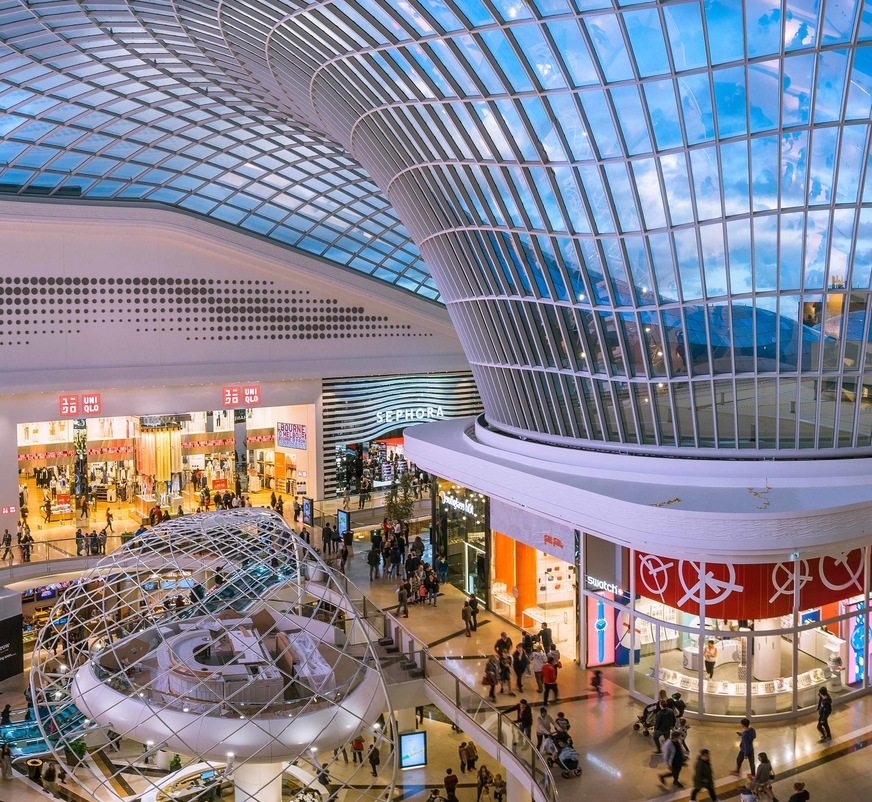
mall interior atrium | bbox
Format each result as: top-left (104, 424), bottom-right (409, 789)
top-left (3, 1), bottom-right (872, 801)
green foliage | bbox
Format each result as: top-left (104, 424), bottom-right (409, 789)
top-left (67, 738), bottom-right (88, 759)
top-left (386, 471), bottom-right (416, 525)
top-left (169, 754), bottom-right (182, 771)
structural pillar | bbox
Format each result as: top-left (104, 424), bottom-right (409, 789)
top-left (233, 761), bottom-right (284, 802)
top-left (395, 707), bottom-right (416, 733)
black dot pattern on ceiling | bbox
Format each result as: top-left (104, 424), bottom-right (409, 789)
top-left (0, 276), bottom-right (429, 346)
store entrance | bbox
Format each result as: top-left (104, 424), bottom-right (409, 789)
top-left (16, 404), bottom-right (314, 542)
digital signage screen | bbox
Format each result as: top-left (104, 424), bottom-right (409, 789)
top-left (398, 731), bottom-right (427, 769)
top-left (276, 422), bottom-right (307, 450)
top-left (302, 497), bottom-right (313, 527)
top-left (337, 509), bottom-right (350, 535)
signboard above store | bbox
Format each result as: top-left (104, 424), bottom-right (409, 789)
top-left (59, 394), bottom-right (102, 417)
top-left (222, 385), bottom-right (261, 407)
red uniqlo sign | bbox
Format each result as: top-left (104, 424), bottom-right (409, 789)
top-left (223, 386), bottom-right (241, 406)
top-left (82, 393), bottom-right (102, 415)
top-left (223, 385), bottom-right (261, 406)
top-left (59, 395), bottom-right (79, 416)
top-left (1, 506), bottom-right (17, 515)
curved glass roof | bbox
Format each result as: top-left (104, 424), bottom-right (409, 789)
top-left (0, 1), bottom-right (436, 299)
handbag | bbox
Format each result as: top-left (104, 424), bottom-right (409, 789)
top-left (482, 675), bottom-right (494, 687)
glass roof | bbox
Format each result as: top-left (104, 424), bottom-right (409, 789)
top-left (0, 1), bottom-right (437, 299)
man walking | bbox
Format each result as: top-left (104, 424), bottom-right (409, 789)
top-left (368, 741), bottom-right (381, 777)
top-left (690, 749), bottom-right (718, 801)
top-left (731, 718), bottom-right (756, 777)
top-left (652, 700), bottom-right (676, 754)
top-left (658, 730), bottom-right (685, 789)
top-left (535, 707), bottom-right (555, 750)
top-left (816, 687), bottom-right (832, 742)
top-left (444, 768), bottom-right (459, 802)
top-left (541, 655), bottom-right (560, 704)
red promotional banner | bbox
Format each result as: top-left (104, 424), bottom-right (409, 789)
top-left (212, 479), bottom-right (229, 490)
top-left (635, 550), bottom-right (865, 619)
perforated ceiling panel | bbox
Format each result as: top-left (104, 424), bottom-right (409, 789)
top-left (0, 276), bottom-right (422, 347)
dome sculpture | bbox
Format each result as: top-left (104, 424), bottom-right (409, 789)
top-left (30, 509), bottom-right (395, 802)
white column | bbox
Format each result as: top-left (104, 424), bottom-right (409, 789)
top-left (506, 769), bottom-right (533, 802)
top-left (233, 761), bottom-right (284, 802)
top-left (753, 617), bottom-right (781, 680)
top-left (0, 412), bottom-right (20, 531)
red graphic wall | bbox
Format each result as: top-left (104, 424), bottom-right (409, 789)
top-left (635, 550), bottom-right (865, 619)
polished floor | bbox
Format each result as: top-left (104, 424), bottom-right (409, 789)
top-left (3, 521), bottom-right (870, 802)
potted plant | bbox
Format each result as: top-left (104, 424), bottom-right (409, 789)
top-left (64, 737), bottom-right (88, 768)
top-left (169, 754), bottom-right (182, 772)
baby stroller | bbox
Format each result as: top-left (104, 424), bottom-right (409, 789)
top-left (543, 732), bottom-right (582, 778)
top-left (632, 701), bottom-right (658, 737)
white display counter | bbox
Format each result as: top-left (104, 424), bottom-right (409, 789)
top-left (658, 666), bottom-right (829, 714)
top-left (682, 638), bottom-right (741, 671)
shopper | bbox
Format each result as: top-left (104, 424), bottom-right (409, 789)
top-left (690, 749), bottom-right (718, 801)
top-left (512, 698), bottom-right (533, 740)
top-left (541, 655), bottom-right (560, 705)
top-left (591, 669), bottom-right (604, 699)
top-left (351, 734), bottom-right (365, 763)
top-left (42, 762), bottom-right (58, 796)
top-left (367, 546), bottom-right (381, 580)
top-left (461, 600), bottom-right (473, 637)
top-left (475, 764), bottom-right (492, 802)
top-left (0, 704), bottom-right (10, 725)
top-left (444, 768), bottom-right (459, 802)
top-left (494, 632), bottom-right (513, 654)
top-left (368, 741), bottom-right (380, 777)
top-left (1, 742), bottom-right (12, 779)
top-left (468, 595), bottom-right (479, 631)
top-left (396, 582), bottom-right (409, 618)
top-left (458, 742), bottom-right (470, 774)
top-left (512, 645), bottom-right (529, 692)
top-left (538, 622), bottom-right (553, 654)
top-left (704, 640), bottom-right (718, 679)
top-left (530, 643), bottom-right (547, 692)
top-left (658, 730), bottom-right (685, 789)
top-left (554, 711), bottom-right (571, 738)
top-left (787, 781), bottom-right (810, 802)
top-left (751, 752), bottom-right (776, 799)
top-left (732, 718), bottom-right (757, 776)
top-left (484, 654), bottom-right (499, 701)
top-left (816, 687), bottom-right (832, 742)
top-left (535, 707), bottom-right (555, 750)
top-left (0, 530), bottom-right (11, 561)
top-left (652, 700), bottom-right (676, 754)
top-left (491, 773), bottom-right (506, 802)
top-left (105, 509), bottom-right (114, 533)
top-left (466, 741), bottom-right (478, 770)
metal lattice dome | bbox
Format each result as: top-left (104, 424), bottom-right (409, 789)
top-left (30, 509), bottom-right (395, 802)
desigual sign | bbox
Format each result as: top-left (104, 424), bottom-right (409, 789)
top-left (376, 406), bottom-right (444, 425)
top-left (440, 491), bottom-right (475, 515)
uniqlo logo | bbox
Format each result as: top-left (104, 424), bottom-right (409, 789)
top-left (59, 395), bottom-right (79, 416)
top-left (223, 386), bottom-right (240, 406)
top-left (82, 393), bottom-right (102, 415)
top-left (1, 506), bottom-right (15, 515)
top-left (242, 385), bottom-right (261, 405)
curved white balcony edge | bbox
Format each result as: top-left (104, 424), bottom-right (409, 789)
top-left (405, 417), bottom-right (872, 561)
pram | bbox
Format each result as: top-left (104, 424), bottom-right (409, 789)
top-left (632, 701), bottom-right (658, 737)
top-left (542, 732), bottom-right (582, 778)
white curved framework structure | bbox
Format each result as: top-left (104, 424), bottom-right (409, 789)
top-left (30, 509), bottom-right (395, 802)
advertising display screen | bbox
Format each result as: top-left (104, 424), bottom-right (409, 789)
top-left (0, 614), bottom-right (24, 681)
top-left (302, 497), bottom-right (313, 527)
top-left (277, 422), bottom-right (307, 450)
top-left (36, 587), bottom-right (56, 601)
top-left (337, 509), bottom-right (350, 535)
top-left (398, 731), bottom-right (427, 769)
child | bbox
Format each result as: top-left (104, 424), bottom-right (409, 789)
top-left (591, 669), bottom-right (604, 699)
top-left (674, 717), bottom-right (691, 755)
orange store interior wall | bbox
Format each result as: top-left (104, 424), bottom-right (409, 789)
top-left (492, 530), bottom-right (536, 626)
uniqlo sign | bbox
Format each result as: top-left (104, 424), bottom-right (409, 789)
top-left (1, 506), bottom-right (17, 515)
top-left (223, 386), bottom-right (241, 406)
top-left (82, 394), bottom-right (102, 415)
top-left (223, 385), bottom-right (261, 406)
top-left (59, 395), bottom-right (79, 416)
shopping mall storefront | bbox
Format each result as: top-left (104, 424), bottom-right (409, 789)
top-left (7, 381), bottom-right (320, 530)
top-left (321, 372), bottom-right (482, 499)
top-left (580, 531), bottom-right (869, 719)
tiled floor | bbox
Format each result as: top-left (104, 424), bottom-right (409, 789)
top-left (4, 527), bottom-right (870, 802)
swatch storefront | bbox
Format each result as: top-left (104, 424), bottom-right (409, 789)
top-left (585, 531), bottom-right (867, 720)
